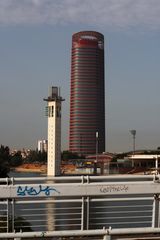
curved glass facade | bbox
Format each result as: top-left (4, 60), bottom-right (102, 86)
top-left (69, 31), bottom-right (105, 155)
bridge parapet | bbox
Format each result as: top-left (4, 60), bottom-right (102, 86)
top-left (0, 175), bottom-right (160, 239)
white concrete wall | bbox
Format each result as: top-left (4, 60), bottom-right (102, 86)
top-left (47, 101), bottom-right (61, 176)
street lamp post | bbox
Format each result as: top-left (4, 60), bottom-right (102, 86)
top-left (94, 131), bottom-right (99, 175)
top-left (130, 130), bottom-right (136, 168)
top-left (155, 155), bottom-right (159, 175)
top-left (96, 131), bottom-right (99, 163)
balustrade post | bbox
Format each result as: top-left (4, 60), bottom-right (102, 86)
top-left (81, 196), bottom-right (90, 230)
top-left (7, 199), bottom-right (9, 233)
top-left (152, 194), bottom-right (160, 227)
top-left (103, 234), bottom-right (111, 240)
top-left (81, 197), bottom-right (85, 230)
top-left (86, 197), bottom-right (90, 230)
top-left (12, 199), bottom-right (15, 232)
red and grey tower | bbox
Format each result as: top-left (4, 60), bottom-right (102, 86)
top-left (69, 31), bottom-right (105, 155)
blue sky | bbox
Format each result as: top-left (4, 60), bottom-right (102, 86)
top-left (0, 0), bottom-right (160, 152)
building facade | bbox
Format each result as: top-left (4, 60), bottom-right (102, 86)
top-left (69, 31), bottom-right (105, 155)
top-left (38, 140), bottom-right (48, 153)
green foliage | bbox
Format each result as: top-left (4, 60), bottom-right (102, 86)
top-left (0, 216), bottom-right (8, 232)
top-left (25, 150), bottom-right (47, 163)
top-left (111, 156), bottom-right (118, 162)
top-left (111, 152), bottom-right (128, 162)
top-left (144, 149), bottom-right (160, 154)
top-left (14, 216), bottom-right (32, 232)
top-left (61, 150), bottom-right (85, 161)
top-left (0, 145), bottom-right (10, 177)
top-left (10, 151), bottom-right (23, 167)
top-left (0, 215), bottom-right (32, 232)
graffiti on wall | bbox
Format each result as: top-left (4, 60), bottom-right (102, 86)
top-left (100, 185), bottom-right (129, 193)
top-left (17, 185), bottom-right (60, 196)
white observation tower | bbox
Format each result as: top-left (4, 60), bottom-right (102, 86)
top-left (44, 87), bottom-right (65, 176)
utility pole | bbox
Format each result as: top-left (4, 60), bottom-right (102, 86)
top-left (94, 131), bottom-right (99, 175)
top-left (130, 130), bottom-right (136, 168)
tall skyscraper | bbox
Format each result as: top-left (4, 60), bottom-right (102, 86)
top-left (69, 31), bottom-right (105, 155)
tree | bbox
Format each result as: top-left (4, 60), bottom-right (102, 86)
top-left (14, 216), bottom-right (32, 232)
top-left (10, 151), bottom-right (23, 167)
top-left (0, 215), bottom-right (32, 232)
top-left (61, 150), bottom-right (83, 161)
top-left (0, 145), bottom-right (10, 177)
top-left (25, 150), bottom-right (47, 164)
